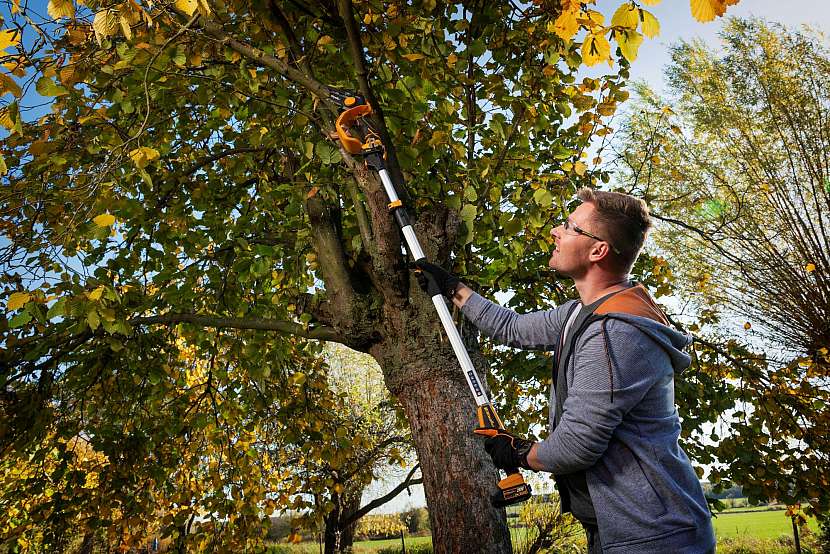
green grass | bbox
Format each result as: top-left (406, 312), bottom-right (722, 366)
top-left (713, 509), bottom-right (818, 540)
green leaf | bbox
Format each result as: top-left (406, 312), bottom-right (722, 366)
top-left (460, 203), bottom-right (477, 244)
top-left (315, 142), bottom-right (342, 165)
top-left (532, 188), bottom-right (553, 208)
top-left (35, 76), bottom-right (69, 97)
top-left (87, 310), bottom-right (100, 330)
top-left (9, 311), bottom-right (32, 328)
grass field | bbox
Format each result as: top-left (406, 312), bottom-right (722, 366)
top-left (713, 508), bottom-right (818, 540)
top-left (270, 506), bottom-right (820, 553)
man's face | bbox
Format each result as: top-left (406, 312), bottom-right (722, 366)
top-left (548, 202), bottom-right (604, 278)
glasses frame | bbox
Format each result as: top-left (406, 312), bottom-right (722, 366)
top-left (563, 218), bottom-right (621, 255)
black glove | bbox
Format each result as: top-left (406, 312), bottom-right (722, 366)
top-left (410, 260), bottom-right (460, 299)
top-left (478, 429), bottom-right (535, 471)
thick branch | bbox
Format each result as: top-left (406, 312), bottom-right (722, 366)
top-left (343, 464), bottom-right (423, 527)
top-left (195, 14), bottom-right (335, 110)
top-left (130, 313), bottom-right (342, 341)
top-left (306, 195), bottom-right (355, 303)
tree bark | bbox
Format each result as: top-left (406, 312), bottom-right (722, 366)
top-left (394, 367), bottom-right (512, 553)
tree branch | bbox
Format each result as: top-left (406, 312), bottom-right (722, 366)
top-left (129, 312), bottom-right (342, 341)
top-left (343, 464), bottom-right (423, 527)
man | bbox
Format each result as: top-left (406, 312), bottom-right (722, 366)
top-left (415, 189), bottom-right (716, 553)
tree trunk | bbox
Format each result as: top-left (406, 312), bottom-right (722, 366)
top-left (395, 368), bottom-right (512, 553)
top-left (324, 490), bottom-right (362, 554)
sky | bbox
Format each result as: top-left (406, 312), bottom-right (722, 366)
top-left (363, 0), bottom-right (830, 515)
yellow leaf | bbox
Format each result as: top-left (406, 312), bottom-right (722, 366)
top-left (128, 146), bottom-right (160, 168)
top-left (805, 263), bottom-right (816, 273)
top-left (87, 286), bottom-right (105, 301)
top-left (582, 10), bottom-right (605, 28)
top-left (48, 0), bottom-right (75, 19)
top-left (616, 30), bottom-right (643, 62)
top-left (119, 15), bottom-right (132, 40)
top-left (11, 0), bottom-right (19, 14)
top-left (611, 2), bottom-right (639, 30)
top-left (7, 292), bottom-right (30, 311)
top-left (447, 53), bottom-right (458, 66)
top-left (93, 213), bottom-right (116, 227)
top-left (690, 0), bottom-right (729, 23)
top-left (553, 8), bottom-right (580, 41)
top-left (581, 33), bottom-right (611, 67)
top-left (641, 0), bottom-right (661, 4)
top-left (92, 9), bottom-right (119, 44)
top-left (0, 30), bottom-right (20, 52)
top-left (640, 9), bottom-right (660, 38)
top-left (0, 73), bottom-right (22, 98)
top-left (743, 322), bottom-right (751, 330)
top-left (175, 0), bottom-right (197, 15)
top-left (287, 533), bottom-right (302, 544)
top-left (574, 161), bottom-right (587, 176)
top-left (402, 53), bottom-right (425, 61)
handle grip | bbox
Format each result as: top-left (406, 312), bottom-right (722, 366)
top-left (474, 408), bottom-right (532, 507)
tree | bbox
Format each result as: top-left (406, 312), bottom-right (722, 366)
top-left (612, 18), bottom-right (830, 516)
top-left (292, 343), bottom-right (420, 554)
top-left (0, 0), bottom-right (740, 551)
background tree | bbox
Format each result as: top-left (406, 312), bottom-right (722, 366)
top-left (612, 17), bottom-right (830, 516)
top-left (1, 0), bottom-right (739, 551)
top-left (290, 343), bottom-right (419, 554)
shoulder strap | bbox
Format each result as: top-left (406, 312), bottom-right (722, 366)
top-left (553, 288), bottom-right (630, 426)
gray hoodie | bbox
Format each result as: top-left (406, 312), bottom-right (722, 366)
top-left (462, 291), bottom-right (716, 554)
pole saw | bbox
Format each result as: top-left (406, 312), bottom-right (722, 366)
top-left (328, 87), bottom-right (531, 508)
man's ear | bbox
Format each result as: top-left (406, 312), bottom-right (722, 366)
top-left (588, 241), bottom-right (611, 263)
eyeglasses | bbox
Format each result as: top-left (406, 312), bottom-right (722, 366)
top-left (563, 218), bottom-right (621, 255)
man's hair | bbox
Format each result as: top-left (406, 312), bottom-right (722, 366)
top-left (576, 187), bottom-right (652, 272)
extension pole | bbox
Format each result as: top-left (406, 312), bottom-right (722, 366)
top-left (332, 90), bottom-right (531, 507)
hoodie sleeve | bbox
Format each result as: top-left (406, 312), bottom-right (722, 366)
top-left (534, 318), bottom-right (672, 474)
top-left (460, 292), bottom-right (572, 351)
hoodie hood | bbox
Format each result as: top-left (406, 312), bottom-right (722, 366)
top-left (594, 284), bottom-right (693, 373)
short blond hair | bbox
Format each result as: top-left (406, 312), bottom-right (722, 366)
top-left (577, 188), bottom-right (651, 272)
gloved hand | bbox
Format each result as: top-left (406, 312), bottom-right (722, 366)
top-left (410, 260), bottom-right (460, 299)
top-left (474, 429), bottom-right (535, 471)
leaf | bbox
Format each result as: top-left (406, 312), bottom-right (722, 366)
top-left (641, 0), bottom-right (661, 4)
top-left (0, 30), bottom-right (20, 52)
top-left (743, 322), bottom-right (751, 330)
top-left (93, 214), bottom-right (116, 227)
top-left (315, 142), bottom-right (341, 165)
top-left (616, 30), bottom-right (643, 62)
top-left (574, 161), bottom-right (588, 176)
top-left (552, 8), bottom-right (580, 41)
top-left (93, 9), bottom-right (119, 45)
top-left (87, 310), bottom-right (100, 330)
top-left (119, 15), bottom-right (133, 40)
top-left (805, 263), bottom-right (816, 273)
top-left (0, 102), bottom-right (22, 135)
top-left (306, 186), bottom-right (319, 199)
top-left (581, 33), bottom-right (611, 67)
top-left (533, 188), bottom-right (553, 207)
top-left (35, 76), bottom-right (69, 97)
top-left (87, 285), bottom-right (105, 301)
top-left (7, 292), bottom-right (30, 311)
top-left (0, 154), bottom-right (6, 175)
top-left (640, 9), bottom-right (660, 38)
top-left (690, 0), bottom-right (729, 23)
top-left (9, 311), bottom-right (32, 328)
top-left (402, 53), bottom-right (425, 61)
top-left (48, 0), bottom-right (75, 19)
top-left (460, 203), bottom-right (477, 244)
top-left (0, 73), bottom-right (20, 97)
top-left (611, 2), bottom-right (639, 30)
top-left (128, 146), bottom-right (160, 168)
top-left (175, 0), bottom-right (198, 15)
